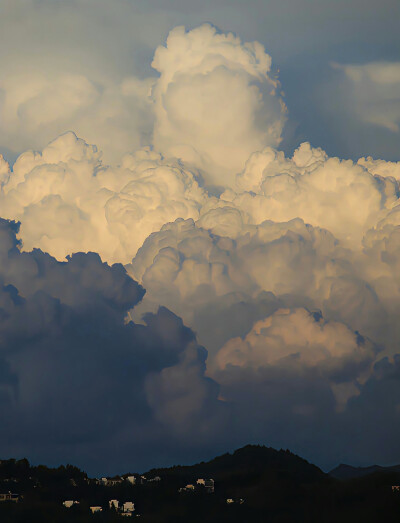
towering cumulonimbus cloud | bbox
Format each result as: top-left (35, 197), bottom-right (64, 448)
top-left (152, 24), bottom-right (287, 187)
top-left (0, 22), bottom-right (400, 471)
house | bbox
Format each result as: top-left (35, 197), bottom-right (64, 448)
top-left (0, 492), bottom-right (20, 502)
top-left (90, 506), bottom-right (103, 513)
top-left (226, 498), bottom-right (245, 505)
top-left (178, 484), bottom-right (195, 492)
top-left (148, 475), bottom-right (161, 482)
top-left (99, 476), bottom-right (123, 487)
top-left (109, 478), bottom-right (123, 486)
top-left (109, 499), bottom-right (119, 510)
top-left (122, 501), bottom-right (135, 513)
top-left (196, 479), bottom-right (205, 486)
top-left (126, 476), bottom-right (136, 485)
top-left (63, 500), bottom-right (79, 508)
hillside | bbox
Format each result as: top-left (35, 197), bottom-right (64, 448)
top-left (0, 447), bottom-right (400, 522)
top-left (147, 444), bottom-right (325, 483)
top-left (330, 463), bottom-right (400, 480)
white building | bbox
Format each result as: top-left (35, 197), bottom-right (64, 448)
top-left (99, 477), bottom-right (123, 487)
top-left (90, 506), bottom-right (102, 513)
top-left (126, 476), bottom-right (136, 485)
top-left (122, 501), bottom-right (135, 513)
top-left (63, 500), bottom-right (79, 508)
top-left (0, 493), bottom-right (19, 503)
top-left (179, 484), bottom-right (196, 492)
top-left (109, 499), bottom-right (119, 510)
top-left (148, 476), bottom-right (161, 482)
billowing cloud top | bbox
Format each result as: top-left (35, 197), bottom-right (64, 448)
top-left (152, 24), bottom-right (287, 187)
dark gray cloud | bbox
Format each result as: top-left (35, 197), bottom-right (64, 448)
top-left (0, 217), bottom-right (399, 474)
top-left (213, 351), bottom-right (400, 471)
top-left (0, 219), bottom-right (227, 475)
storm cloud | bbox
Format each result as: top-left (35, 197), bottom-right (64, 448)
top-left (0, 219), bottom-right (227, 474)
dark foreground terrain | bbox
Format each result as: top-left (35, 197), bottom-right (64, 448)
top-left (0, 445), bottom-right (399, 522)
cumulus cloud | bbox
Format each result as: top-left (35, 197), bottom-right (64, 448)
top-left (0, 132), bottom-right (208, 263)
top-left (152, 24), bottom-right (287, 187)
top-left (213, 308), bottom-right (376, 408)
top-left (0, 218), bottom-right (226, 474)
top-left (3, 129), bottom-right (400, 359)
top-left (0, 70), bottom-right (154, 164)
top-left (127, 143), bottom-right (398, 349)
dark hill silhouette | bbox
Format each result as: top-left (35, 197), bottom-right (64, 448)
top-left (0, 447), bottom-right (400, 522)
top-left (330, 462), bottom-right (400, 480)
top-left (146, 444), bottom-right (325, 484)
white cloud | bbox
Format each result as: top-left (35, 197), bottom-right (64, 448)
top-left (152, 24), bottom-right (287, 187)
top-left (0, 71), bottom-right (155, 164)
top-left (212, 307), bottom-right (377, 410)
top-left (0, 132), bottom-right (207, 263)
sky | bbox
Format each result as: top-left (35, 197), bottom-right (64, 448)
top-left (0, 0), bottom-right (400, 476)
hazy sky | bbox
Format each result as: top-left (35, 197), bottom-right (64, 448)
top-left (0, 0), bottom-right (400, 476)
top-left (1, 0), bottom-right (399, 162)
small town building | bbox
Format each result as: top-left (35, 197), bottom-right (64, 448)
top-left (109, 478), bottom-right (123, 486)
top-left (0, 492), bottom-right (20, 502)
top-left (226, 497), bottom-right (245, 505)
top-left (148, 475), bottom-right (161, 482)
top-left (99, 476), bottom-right (123, 487)
top-left (122, 501), bottom-right (135, 513)
top-left (90, 506), bottom-right (103, 513)
top-left (109, 499), bottom-right (119, 509)
top-left (63, 500), bottom-right (79, 508)
top-left (126, 476), bottom-right (136, 485)
top-left (178, 484), bottom-right (196, 492)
